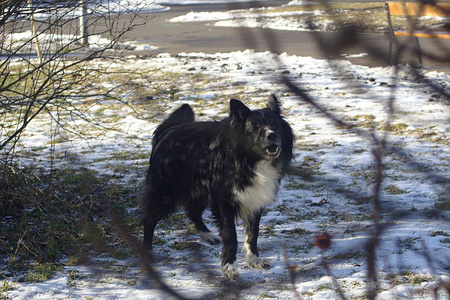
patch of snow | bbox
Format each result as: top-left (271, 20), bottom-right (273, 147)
top-left (3, 49), bottom-right (450, 299)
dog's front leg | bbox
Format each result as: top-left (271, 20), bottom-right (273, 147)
top-left (243, 210), bottom-right (270, 269)
top-left (219, 204), bottom-right (239, 280)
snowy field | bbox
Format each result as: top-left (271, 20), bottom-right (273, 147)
top-left (2, 0), bottom-right (450, 299)
top-left (5, 49), bottom-right (450, 299)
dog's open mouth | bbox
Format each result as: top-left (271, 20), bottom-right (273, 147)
top-left (265, 144), bottom-right (280, 156)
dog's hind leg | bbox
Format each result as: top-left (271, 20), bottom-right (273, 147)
top-left (186, 205), bottom-right (221, 245)
top-left (142, 193), bottom-right (173, 251)
top-left (243, 210), bottom-right (270, 269)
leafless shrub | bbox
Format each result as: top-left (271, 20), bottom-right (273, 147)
top-left (0, 0), bottom-right (147, 211)
top-left (0, 0), bottom-right (148, 282)
top-left (0, 0), bottom-right (147, 153)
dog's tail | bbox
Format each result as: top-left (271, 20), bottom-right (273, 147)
top-left (152, 104), bottom-right (195, 145)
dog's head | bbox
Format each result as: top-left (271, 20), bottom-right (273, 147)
top-left (230, 95), bottom-right (289, 160)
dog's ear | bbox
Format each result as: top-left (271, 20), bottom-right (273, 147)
top-left (268, 95), bottom-right (282, 115)
top-left (230, 99), bottom-right (251, 121)
top-left (171, 104), bottom-right (195, 123)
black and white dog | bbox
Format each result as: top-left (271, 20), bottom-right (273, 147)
top-left (142, 95), bottom-right (294, 279)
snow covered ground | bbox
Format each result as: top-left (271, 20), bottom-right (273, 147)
top-left (5, 49), bottom-right (450, 299)
top-left (3, 0), bottom-right (450, 299)
top-left (169, 3), bottom-right (326, 31)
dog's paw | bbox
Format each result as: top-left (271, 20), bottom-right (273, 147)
top-left (222, 262), bottom-right (239, 280)
top-left (246, 253), bottom-right (270, 270)
top-left (200, 231), bottom-right (222, 245)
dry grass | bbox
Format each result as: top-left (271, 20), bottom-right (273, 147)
top-left (235, 2), bottom-right (447, 33)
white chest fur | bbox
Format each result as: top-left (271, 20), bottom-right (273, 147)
top-left (234, 161), bottom-right (281, 218)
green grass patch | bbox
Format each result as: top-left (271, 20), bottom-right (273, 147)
top-left (386, 271), bottom-right (433, 286)
top-left (390, 123), bottom-right (409, 132)
top-left (435, 199), bottom-right (450, 210)
top-left (385, 184), bottom-right (408, 195)
top-left (25, 263), bottom-right (62, 283)
top-left (316, 283), bottom-right (333, 291)
top-left (285, 178), bottom-right (307, 190)
top-left (288, 156), bottom-right (323, 182)
top-left (331, 250), bottom-right (365, 261)
top-left (351, 168), bottom-right (377, 182)
top-left (0, 163), bottom-right (139, 281)
top-left (352, 148), bottom-right (366, 154)
top-left (430, 230), bottom-right (448, 237)
top-left (283, 228), bottom-right (312, 235)
top-left (170, 241), bottom-right (201, 251)
top-left (292, 242), bottom-right (314, 253)
top-left (0, 280), bottom-right (13, 300)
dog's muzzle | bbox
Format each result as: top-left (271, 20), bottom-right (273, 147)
top-left (265, 131), bottom-right (281, 157)
top-left (265, 144), bottom-right (280, 157)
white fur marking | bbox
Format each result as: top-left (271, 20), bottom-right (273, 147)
top-left (245, 253), bottom-right (270, 269)
top-left (243, 238), bottom-right (251, 254)
top-left (243, 236), bottom-right (270, 269)
top-left (222, 262), bottom-right (239, 280)
top-left (199, 231), bottom-right (221, 245)
top-left (234, 161), bottom-right (280, 218)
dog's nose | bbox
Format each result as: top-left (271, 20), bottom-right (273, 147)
top-left (267, 131), bottom-right (278, 142)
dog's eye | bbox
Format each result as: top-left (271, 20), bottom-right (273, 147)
top-left (252, 125), bottom-right (260, 132)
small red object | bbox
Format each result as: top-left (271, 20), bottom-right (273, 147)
top-left (315, 233), bottom-right (332, 250)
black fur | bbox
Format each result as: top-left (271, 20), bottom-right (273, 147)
top-left (142, 95), bottom-right (294, 279)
